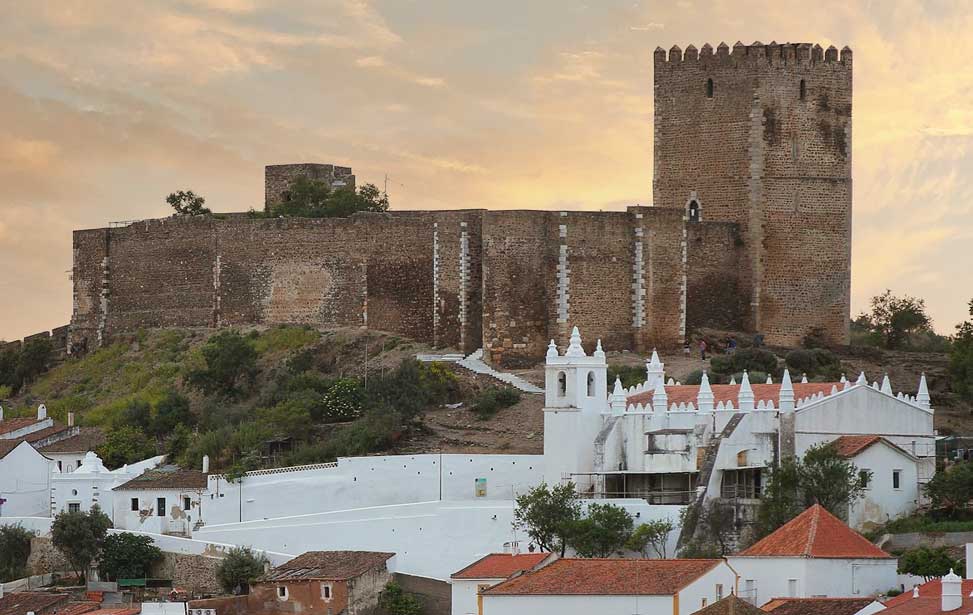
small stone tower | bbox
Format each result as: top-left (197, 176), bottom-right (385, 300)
top-left (653, 42), bottom-right (853, 346)
top-left (264, 163), bottom-right (356, 211)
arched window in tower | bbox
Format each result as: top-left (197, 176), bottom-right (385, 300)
top-left (799, 79), bottom-right (806, 101)
top-left (688, 200), bottom-right (701, 223)
top-left (706, 78), bottom-right (714, 98)
top-left (557, 372), bottom-right (567, 398)
top-left (587, 371), bottom-right (596, 397)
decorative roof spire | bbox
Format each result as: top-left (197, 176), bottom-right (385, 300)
top-left (566, 326), bottom-right (586, 357)
top-left (646, 348), bottom-right (665, 388)
top-left (766, 375), bottom-right (773, 384)
top-left (800, 373), bottom-right (808, 384)
top-left (697, 371), bottom-right (715, 412)
top-left (840, 374), bottom-right (847, 384)
top-left (856, 372), bottom-right (867, 386)
top-left (738, 370), bottom-right (755, 412)
top-left (779, 369), bottom-right (795, 412)
top-left (652, 380), bottom-right (668, 413)
top-left (546, 339), bottom-right (558, 360)
top-left (609, 376), bottom-right (627, 414)
top-left (729, 375), bottom-right (737, 386)
top-left (881, 374), bottom-right (893, 395)
top-left (594, 339), bottom-right (605, 359)
top-left (916, 373), bottom-right (931, 410)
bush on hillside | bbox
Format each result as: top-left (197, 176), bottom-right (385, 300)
top-left (99, 533), bottom-right (163, 581)
top-left (709, 348), bottom-right (779, 378)
top-left (472, 387), bottom-right (521, 420)
top-left (186, 330), bottom-right (258, 398)
top-left (216, 547), bottom-right (268, 594)
top-left (607, 364), bottom-right (646, 388)
top-left (0, 525), bottom-right (34, 582)
top-left (785, 348), bottom-right (842, 381)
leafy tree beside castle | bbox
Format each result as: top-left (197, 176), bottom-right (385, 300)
top-left (853, 290), bottom-right (941, 350)
top-left (269, 176), bottom-right (388, 218)
top-left (167, 190), bottom-right (211, 216)
top-left (949, 299), bottom-right (973, 401)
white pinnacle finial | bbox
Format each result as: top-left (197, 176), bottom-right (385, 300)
top-left (566, 326), bottom-right (586, 357)
top-left (917, 373), bottom-right (930, 409)
top-left (612, 377), bottom-right (624, 396)
top-left (912, 586), bottom-right (919, 598)
top-left (652, 380), bottom-right (668, 413)
top-left (609, 376), bottom-right (627, 414)
top-left (697, 371), bottom-right (714, 412)
top-left (729, 375), bottom-right (737, 386)
top-left (881, 374), bottom-right (893, 395)
top-left (800, 373), bottom-right (808, 384)
top-left (840, 374), bottom-right (847, 384)
top-left (766, 375), bottom-right (773, 384)
top-left (779, 369), bottom-right (795, 412)
top-left (738, 370), bottom-right (754, 411)
top-left (546, 339), bottom-right (558, 360)
top-left (649, 349), bottom-right (662, 366)
top-left (594, 339), bottom-right (605, 359)
top-left (856, 371), bottom-right (867, 386)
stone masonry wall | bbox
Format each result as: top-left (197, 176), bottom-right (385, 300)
top-left (653, 42), bottom-right (852, 346)
top-left (686, 221), bottom-right (748, 332)
top-left (265, 163), bottom-right (355, 212)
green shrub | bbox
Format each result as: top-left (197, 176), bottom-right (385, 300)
top-left (0, 525), bottom-right (34, 582)
top-left (252, 326), bottom-right (320, 355)
top-left (710, 348), bottom-right (779, 378)
top-left (99, 533), bottom-right (163, 581)
top-left (785, 348), bottom-right (842, 380)
top-left (216, 547), bottom-right (268, 594)
top-left (607, 364), bottom-right (647, 388)
top-left (378, 581), bottom-right (423, 615)
top-left (185, 330), bottom-right (258, 398)
top-left (472, 387), bottom-right (522, 420)
top-left (320, 378), bottom-right (365, 422)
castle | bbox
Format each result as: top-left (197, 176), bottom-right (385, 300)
top-left (70, 42), bottom-right (852, 366)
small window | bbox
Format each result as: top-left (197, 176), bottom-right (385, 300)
top-left (131, 498), bottom-right (139, 511)
top-left (157, 497), bottom-right (166, 517)
top-left (586, 371), bottom-right (595, 397)
top-left (557, 372), bottom-right (567, 397)
top-left (701, 598), bottom-right (708, 608)
top-left (57, 460), bottom-right (62, 472)
top-left (68, 503), bottom-right (81, 513)
top-left (183, 496), bottom-right (192, 510)
top-left (71, 489), bottom-right (78, 496)
top-left (277, 586), bottom-right (288, 601)
top-left (716, 584), bottom-right (724, 600)
top-left (76, 459), bottom-right (82, 468)
top-left (788, 579), bottom-right (798, 597)
top-left (892, 469), bottom-right (901, 490)
top-left (860, 470), bottom-right (871, 489)
top-left (706, 78), bottom-right (714, 98)
top-left (799, 79), bottom-right (806, 101)
top-left (321, 584), bottom-right (332, 601)
top-left (688, 200), bottom-right (700, 223)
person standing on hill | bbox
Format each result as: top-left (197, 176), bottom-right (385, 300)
top-left (699, 339), bottom-right (708, 361)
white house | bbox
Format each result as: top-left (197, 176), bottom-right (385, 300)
top-left (0, 440), bottom-right (53, 517)
top-left (450, 552), bottom-right (552, 615)
top-left (38, 426), bottom-right (106, 474)
top-left (112, 463), bottom-right (209, 536)
top-left (50, 451), bottom-right (165, 518)
top-left (479, 558), bottom-right (739, 615)
top-left (880, 560), bottom-right (973, 614)
top-left (726, 504), bottom-right (897, 606)
top-left (831, 436), bottom-right (921, 532)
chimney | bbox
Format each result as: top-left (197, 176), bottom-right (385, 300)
top-left (967, 543), bottom-right (972, 580)
top-left (202, 455), bottom-right (210, 474)
top-left (941, 569), bottom-right (962, 611)
top-left (68, 412), bottom-right (75, 427)
top-left (37, 404), bottom-right (47, 421)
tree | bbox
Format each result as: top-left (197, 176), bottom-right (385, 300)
top-left (51, 505), bottom-right (111, 582)
top-left (99, 533), bottom-right (163, 581)
top-left (98, 425), bottom-right (157, 468)
top-left (898, 546), bottom-right (961, 582)
top-left (378, 581), bottom-right (424, 615)
top-left (152, 390), bottom-right (195, 437)
top-left (216, 546), bottom-right (268, 594)
top-left (269, 176), bottom-right (388, 218)
top-left (755, 443), bottom-right (870, 538)
top-left (679, 500), bottom-right (737, 557)
top-left (167, 190), bottom-right (210, 216)
top-left (514, 482), bottom-right (582, 557)
top-left (950, 299), bottom-right (973, 402)
top-left (0, 525), bottom-right (34, 582)
top-left (858, 290), bottom-right (933, 349)
top-left (924, 461), bottom-right (973, 515)
top-left (186, 330), bottom-right (258, 398)
top-left (118, 400), bottom-right (152, 433)
top-left (568, 503), bottom-right (634, 558)
top-left (625, 518), bottom-right (675, 558)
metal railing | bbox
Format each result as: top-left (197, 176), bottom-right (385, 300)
top-left (583, 490), bottom-right (695, 505)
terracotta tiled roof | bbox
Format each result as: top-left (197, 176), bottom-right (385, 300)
top-left (451, 553), bottom-right (550, 580)
top-left (113, 466), bottom-right (207, 491)
top-left (882, 578), bottom-right (973, 612)
top-left (761, 597), bottom-right (877, 614)
top-left (39, 428), bottom-right (107, 453)
top-left (0, 418), bottom-right (44, 436)
top-left (481, 558), bottom-right (723, 596)
top-left (0, 592), bottom-right (69, 615)
top-left (694, 594), bottom-right (765, 614)
top-left (261, 551), bottom-right (395, 582)
top-left (0, 440), bottom-right (22, 459)
top-left (830, 435), bottom-right (882, 458)
top-left (736, 505), bottom-right (890, 559)
top-left (82, 609), bottom-right (141, 615)
top-left (21, 424), bottom-right (72, 444)
top-left (55, 602), bottom-right (100, 615)
top-left (627, 383), bottom-right (841, 407)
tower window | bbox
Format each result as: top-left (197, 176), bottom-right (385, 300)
top-left (706, 78), bottom-right (714, 98)
top-left (587, 371), bottom-right (595, 397)
top-left (799, 79), bottom-right (806, 101)
top-left (688, 200), bottom-right (701, 223)
top-left (557, 372), bottom-right (567, 397)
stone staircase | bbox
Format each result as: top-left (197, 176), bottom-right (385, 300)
top-left (417, 349), bottom-right (544, 394)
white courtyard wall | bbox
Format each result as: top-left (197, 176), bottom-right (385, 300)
top-left (451, 578), bottom-right (499, 615)
top-left (678, 563), bottom-right (740, 613)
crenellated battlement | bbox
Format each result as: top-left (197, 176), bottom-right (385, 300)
top-left (654, 41), bottom-right (851, 68)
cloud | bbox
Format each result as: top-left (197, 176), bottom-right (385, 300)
top-left (630, 23), bottom-right (664, 31)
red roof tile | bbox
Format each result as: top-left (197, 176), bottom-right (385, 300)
top-left (39, 428), bottom-right (106, 453)
top-left (0, 418), bottom-right (44, 436)
top-left (56, 602), bottom-right (100, 615)
top-left (694, 595), bottom-right (765, 614)
top-left (481, 558), bottom-right (723, 596)
top-left (113, 467), bottom-right (207, 490)
top-left (761, 597), bottom-right (876, 614)
top-left (0, 592), bottom-right (70, 615)
top-left (261, 551), bottom-right (395, 581)
top-left (883, 578), bottom-right (973, 611)
top-left (628, 383), bottom-right (841, 408)
top-left (830, 435), bottom-right (882, 458)
top-left (451, 553), bottom-right (550, 579)
top-left (737, 505), bottom-right (890, 559)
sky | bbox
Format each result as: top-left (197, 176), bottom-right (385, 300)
top-left (1, 0), bottom-right (971, 341)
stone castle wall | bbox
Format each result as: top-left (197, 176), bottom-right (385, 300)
top-left (653, 41), bottom-right (852, 345)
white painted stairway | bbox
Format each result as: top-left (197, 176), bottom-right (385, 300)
top-left (417, 349), bottom-right (544, 394)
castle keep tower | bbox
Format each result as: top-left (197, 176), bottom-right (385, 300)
top-left (264, 163), bottom-right (356, 212)
top-left (653, 42), bottom-right (852, 345)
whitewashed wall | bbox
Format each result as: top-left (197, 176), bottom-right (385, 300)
top-left (0, 443), bottom-right (53, 517)
top-left (848, 443), bottom-right (920, 532)
top-left (678, 564), bottom-right (740, 613)
top-left (727, 556), bottom-right (898, 605)
top-left (452, 578), bottom-right (494, 615)
top-left (113, 488), bottom-right (205, 536)
top-left (203, 454), bottom-right (545, 525)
